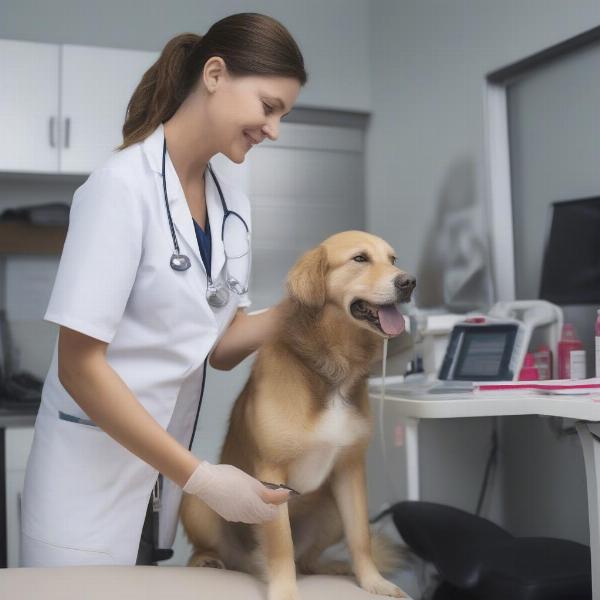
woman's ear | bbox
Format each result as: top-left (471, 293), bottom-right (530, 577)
top-left (202, 56), bottom-right (228, 93)
top-left (286, 246), bottom-right (327, 308)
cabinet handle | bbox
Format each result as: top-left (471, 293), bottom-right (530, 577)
top-left (49, 116), bottom-right (56, 148)
top-left (64, 117), bottom-right (71, 148)
top-left (17, 491), bottom-right (22, 536)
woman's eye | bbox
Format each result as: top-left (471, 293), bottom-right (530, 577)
top-left (353, 255), bottom-right (368, 263)
top-left (262, 102), bottom-right (273, 115)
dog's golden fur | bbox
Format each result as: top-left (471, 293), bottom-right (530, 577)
top-left (180, 231), bottom-right (415, 599)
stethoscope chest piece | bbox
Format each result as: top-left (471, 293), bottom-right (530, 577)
top-left (162, 135), bottom-right (249, 307)
top-left (170, 253), bottom-right (191, 271)
top-left (206, 281), bottom-right (230, 307)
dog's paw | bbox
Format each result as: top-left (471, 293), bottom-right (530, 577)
top-left (187, 553), bottom-right (226, 569)
top-left (267, 582), bottom-right (300, 600)
top-left (359, 574), bottom-right (409, 598)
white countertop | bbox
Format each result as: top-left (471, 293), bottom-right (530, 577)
top-left (368, 381), bottom-right (600, 421)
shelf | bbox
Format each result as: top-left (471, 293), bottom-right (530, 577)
top-left (0, 221), bottom-right (67, 255)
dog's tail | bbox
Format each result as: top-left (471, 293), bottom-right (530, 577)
top-left (369, 530), bottom-right (409, 574)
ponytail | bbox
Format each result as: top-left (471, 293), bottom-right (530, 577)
top-left (118, 33), bottom-right (202, 149)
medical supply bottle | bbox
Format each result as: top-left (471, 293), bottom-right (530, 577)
top-left (596, 309), bottom-right (600, 377)
top-left (533, 344), bottom-right (552, 380)
top-left (570, 349), bottom-right (587, 380)
top-left (558, 323), bottom-right (583, 379)
top-left (518, 353), bottom-right (540, 381)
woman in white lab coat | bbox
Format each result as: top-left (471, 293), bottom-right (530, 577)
top-left (20, 13), bottom-right (307, 566)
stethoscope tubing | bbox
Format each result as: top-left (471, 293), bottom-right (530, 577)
top-left (161, 136), bottom-right (250, 274)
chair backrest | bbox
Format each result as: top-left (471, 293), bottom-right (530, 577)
top-left (389, 501), bottom-right (512, 588)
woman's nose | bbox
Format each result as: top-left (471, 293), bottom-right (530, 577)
top-left (262, 119), bottom-right (280, 141)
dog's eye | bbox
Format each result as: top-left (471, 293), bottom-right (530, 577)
top-left (353, 255), bottom-right (368, 263)
top-left (391, 256), bottom-right (397, 265)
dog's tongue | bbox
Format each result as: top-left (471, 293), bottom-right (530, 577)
top-left (378, 304), bottom-right (406, 335)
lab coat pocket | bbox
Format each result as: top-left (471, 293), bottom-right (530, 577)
top-left (22, 411), bottom-right (151, 558)
top-left (57, 410), bottom-right (102, 430)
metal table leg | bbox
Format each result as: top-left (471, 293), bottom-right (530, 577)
top-left (575, 421), bottom-right (600, 600)
top-left (405, 417), bottom-right (420, 501)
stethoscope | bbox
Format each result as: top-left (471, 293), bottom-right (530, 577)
top-left (161, 137), bottom-right (250, 308)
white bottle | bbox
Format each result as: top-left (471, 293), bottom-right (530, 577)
top-left (570, 350), bottom-right (586, 380)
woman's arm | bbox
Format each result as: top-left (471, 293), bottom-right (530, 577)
top-left (58, 325), bottom-right (200, 488)
top-left (209, 302), bottom-right (285, 371)
top-left (57, 325), bottom-right (290, 511)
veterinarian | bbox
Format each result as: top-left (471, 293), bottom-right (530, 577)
top-left (20, 13), bottom-right (306, 567)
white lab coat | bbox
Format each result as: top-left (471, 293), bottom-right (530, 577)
top-left (20, 123), bottom-right (252, 566)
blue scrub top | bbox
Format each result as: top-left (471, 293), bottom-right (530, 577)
top-left (192, 215), bottom-right (212, 279)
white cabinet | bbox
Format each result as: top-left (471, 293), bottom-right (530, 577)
top-left (0, 40), bottom-right (60, 173)
top-left (5, 426), bottom-right (35, 567)
top-left (60, 45), bottom-right (157, 174)
top-left (0, 39), bottom-right (157, 174)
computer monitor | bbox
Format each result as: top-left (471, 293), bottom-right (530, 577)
top-left (539, 196), bottom-right (600, 304)
top-left (438, 323), bottom-right (519, 381)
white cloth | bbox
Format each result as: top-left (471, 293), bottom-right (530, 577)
top-left (20, 123), bottom-right (252, 566)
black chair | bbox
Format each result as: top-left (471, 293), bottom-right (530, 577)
top-left (382, 501), bottom-right (591, 600)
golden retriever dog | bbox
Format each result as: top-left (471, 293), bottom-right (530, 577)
top-left (180, 230), bottom-right (416, 600)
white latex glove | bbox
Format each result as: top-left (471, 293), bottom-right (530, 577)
top-left (183, 460), bottom-right (290, 524)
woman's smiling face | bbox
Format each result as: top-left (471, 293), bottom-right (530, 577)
top-left (198, 57), bottom-right (301, 163)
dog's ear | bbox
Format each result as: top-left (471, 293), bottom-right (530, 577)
top-left (286, 245), bottom-right (327, 308)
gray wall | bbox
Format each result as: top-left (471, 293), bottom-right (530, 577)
top-left (0, 0), bottom-right (370, 112)
top-left (503, 32), bottom-right (600, 544)
top-left (366, 0), bottom-right (600, 543)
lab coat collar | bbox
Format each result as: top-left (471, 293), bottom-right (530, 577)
top-left (142, 124), bottom-right (225, 281)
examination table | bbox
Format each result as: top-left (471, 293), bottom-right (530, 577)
top-left (0, 565), bottom-right (411, 599)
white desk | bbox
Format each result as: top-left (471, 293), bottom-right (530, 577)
top-left (369, 381), bottom-right (600, 600)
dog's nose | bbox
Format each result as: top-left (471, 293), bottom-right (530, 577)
top-left (394, 273), bottom-right (416, 301)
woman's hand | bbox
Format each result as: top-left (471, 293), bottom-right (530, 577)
top-left (183, 460), bottom-right (290, 523)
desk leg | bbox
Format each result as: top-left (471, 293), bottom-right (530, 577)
top-left (405, 417), bottom-right (420, 501)
top-left (575, 421), bottom-right (600, 600)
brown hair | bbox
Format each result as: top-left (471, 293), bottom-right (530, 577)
top-left (118, 13), bottom-right (307, 150)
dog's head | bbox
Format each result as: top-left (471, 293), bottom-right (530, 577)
top-left (286, 230), bottom-right (416, 337)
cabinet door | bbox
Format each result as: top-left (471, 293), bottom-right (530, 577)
top-left (60, 45), bottom-right (158, 174)
top-left (5, 427), bottom-right (35, 567)
top-left (0, 39), bottom-right (60, 173)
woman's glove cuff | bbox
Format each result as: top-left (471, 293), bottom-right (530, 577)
top-left (182, 460), bottom-right (213, 495)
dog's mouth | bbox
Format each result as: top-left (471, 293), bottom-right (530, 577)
top-left (349, 299), bottom-right (406, 336)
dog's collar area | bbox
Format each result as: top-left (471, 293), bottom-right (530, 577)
top-left (323, 381), bottom-right (362, 408)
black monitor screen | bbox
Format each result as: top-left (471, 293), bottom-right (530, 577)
top-left (539, 197), bottom-right (600, 304)
top-left (450, 325), bottom-right (518, 381)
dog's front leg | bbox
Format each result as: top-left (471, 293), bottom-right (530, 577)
top-left (331, 455), bottom-right (408, 598)
top-left (254, 469), bottom-right (299, 600)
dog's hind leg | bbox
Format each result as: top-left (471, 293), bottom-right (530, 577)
top-left (179, 492), bottom-right (225, 568)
